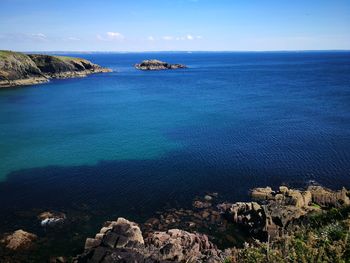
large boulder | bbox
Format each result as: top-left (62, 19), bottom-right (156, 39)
top-left (146, 229), bottom-right (221, 262)
top-left (75, 218), bottom-right (223, 263)
top-left (308, 186), bottom-right (350, 207)
top-left (251, 187), bottom-right (273, 200)
top-left (1, 229), bottom-right (37, 251)
top-left (85, 217), bottom-right (144, 251)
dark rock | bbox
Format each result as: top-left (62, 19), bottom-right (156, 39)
top-left (218, 202), bottom-right (264, 230)
top-left (193, 200), bottom-right (212, 209)
top-left (49, 256), bottom-right (67, 263)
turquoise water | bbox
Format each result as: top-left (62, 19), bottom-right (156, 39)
top-left (0, 52), bottom-right (349, 226)
top-left (0, 68), bottom-right (184, 181)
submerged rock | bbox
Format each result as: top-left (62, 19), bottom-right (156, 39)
top-left (204, 195), bottom-right (213, 201)
top-left (1, 229), bottom-right (37, 251)
top-left (38, 211), bottom-right (66, 227)
top-left (135, 59), bottom-right (187, 70)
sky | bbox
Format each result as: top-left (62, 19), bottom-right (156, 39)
top-left (0, 0), bottom-right (349, 51)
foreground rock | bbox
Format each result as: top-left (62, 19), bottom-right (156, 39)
top-left (135, 60), bottom-right (187, 70)
top-left (75, 217), bottom-right (223, 263)
top-left (0, 50), bottom-right (111, 88)
top-left (0, 229), bottom-right (37, 251)
top-left (308, 185), bottom-right (350, 207)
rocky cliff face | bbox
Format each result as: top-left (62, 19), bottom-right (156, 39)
top-left (135, 60), bottom-right (187, 70)
top-left (0, 51), bottom-right (111, 88)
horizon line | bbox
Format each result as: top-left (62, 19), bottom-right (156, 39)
top-left (3, 49), bottom-right (350, 53)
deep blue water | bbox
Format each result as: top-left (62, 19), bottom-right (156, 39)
top-left (0, 52), bottom-right (349, 234)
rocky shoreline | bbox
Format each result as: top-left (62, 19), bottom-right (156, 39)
top-left (72, 185), bottom-right (349, 262)
top-left (1, 184), bottom-right (349, 262)
top-left (0, 50), bottom-right (111, 88)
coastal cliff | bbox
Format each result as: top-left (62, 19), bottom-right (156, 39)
top-left (0, 51), bottom-right (111, 88)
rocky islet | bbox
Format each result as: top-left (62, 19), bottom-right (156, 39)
top-left (135, 59), bottom-right (187, 70)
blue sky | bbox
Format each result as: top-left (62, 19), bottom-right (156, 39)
top-left (0, 0), bottom-right (349, 51)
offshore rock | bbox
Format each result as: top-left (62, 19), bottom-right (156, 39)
top-left (135, 59), bottom-right (187, 70)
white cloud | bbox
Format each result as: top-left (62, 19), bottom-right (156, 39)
top-left (97, 32), bottom-right (125, 41)
top-left (162, 36), bottom-right (174, 41)
top-left (147, 36), bottom-right (155, 41)
top-left (31, 33), bottom-right (47, 41)
top-left (106, 32), bottom-right (125, 40)
top-left (161, 34), bottom-right (202, 41)
top-left (67, 37), bottom-right (80, 41)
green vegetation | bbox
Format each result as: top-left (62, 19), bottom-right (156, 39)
top-left (53, 55), bottom-right (87, 63)
top-left (226, 207), bottom-right (350, 263)
top-left (0, 50), bottom-right (29, 60)
top-left (0, 50), bottom-right (13, 59)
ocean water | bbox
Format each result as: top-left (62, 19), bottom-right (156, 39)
top-left (0, 52), bottom-right (349, 253)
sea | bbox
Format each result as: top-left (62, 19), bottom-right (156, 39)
top-left (0, 51), bottom-right (349, 259)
